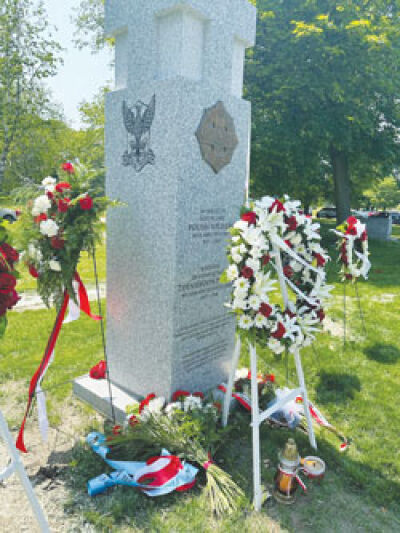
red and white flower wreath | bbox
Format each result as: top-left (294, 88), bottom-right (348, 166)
top-left (333, 216), bottom-right (370, 281)
top-left (221, 196), bottom-right (332, 355)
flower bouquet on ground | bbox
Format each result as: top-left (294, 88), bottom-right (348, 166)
top-left (107, 390), bottom-right (244, 517)
top-left (0, 222), bottom-right (20, 337)
top-left (14, 162), bottom-right (117, 308)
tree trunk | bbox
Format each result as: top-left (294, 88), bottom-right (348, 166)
top-left (330, 146), bottom-right (351, 224)
top-left (0, 153), bottom-right (6, 192)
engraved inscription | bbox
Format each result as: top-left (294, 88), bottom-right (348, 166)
top-left (195, 101), bottom-right (238, 174)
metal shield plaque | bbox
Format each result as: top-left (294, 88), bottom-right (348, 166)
top-left (195, 101), bottom-right (238, 174)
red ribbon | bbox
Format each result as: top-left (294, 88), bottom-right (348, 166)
top-left (16, 273), bottom-right (101, 453)
top-left (218, 384), bottom-right (252, 411)
top-left (16, 291), bottom-right (70, 453)
top-left (74, 272), bottom-right (101, 321)
top-left (138, 456), bottom-right (184, 489)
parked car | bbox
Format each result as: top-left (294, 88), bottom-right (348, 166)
top-left (389, 211), bottom-right (400, 225)
top-left (0, 208), bottom-right (20, 223)
top-left (316, 206), bottom-right (336, 219)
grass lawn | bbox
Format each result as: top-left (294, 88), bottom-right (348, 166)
top-left (1, 221), bottom-right (400, 531)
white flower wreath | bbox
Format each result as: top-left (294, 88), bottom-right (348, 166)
top-left (221, 196), bottom-right (333, 355)
top-left (332, 216), bottom-right (371, 281)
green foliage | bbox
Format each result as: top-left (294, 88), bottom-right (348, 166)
top-left (0, 0), bottom-right (62, 190)
top-left (363, 176), bottom-right (400, 209)
top-left (73, 0), bottom-right (107, 52)
top-left (246, 0), bottom-right (400, 220)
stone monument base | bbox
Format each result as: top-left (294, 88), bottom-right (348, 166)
top-left (73, 375), bottom-right (138, 424)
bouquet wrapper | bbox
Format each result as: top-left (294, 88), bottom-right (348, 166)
top-left (87, 432), bottom-right (198, 497)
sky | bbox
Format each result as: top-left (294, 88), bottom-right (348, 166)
top-left (43, 0), bottom-right (113, 129)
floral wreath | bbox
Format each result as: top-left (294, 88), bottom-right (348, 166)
top-left (221, 196), bottom-right (332, 355)
top-left (333, 216), bottom-right (370, 281)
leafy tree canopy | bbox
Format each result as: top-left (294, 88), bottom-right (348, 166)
top-left (0, 0), bottom-right (62, 189)
top-left (246, 0), bottom-right (400, 221)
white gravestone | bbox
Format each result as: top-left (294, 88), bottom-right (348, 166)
top-left (93, 0), bottom-right (256, 403)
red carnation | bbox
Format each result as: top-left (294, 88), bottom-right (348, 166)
top-left (346, 226), bottom-right (357, 236)
top-left (172, 390), bottom-right (190, 402)
top-left (50, 236), bottom-right (65, 250)
top-left (241, 266), bottom-right (254, 279)
top-left (272, 322), bottom-right (286, 340)
top-left (262, 254), bottom-right (271, 266)
top-left (314, 253), bottom-right (326, 267)
top-left (259, 303), bottom-right (273, 318)
top-left (80, 195), bottom-right (93, 211)
top-left (286, 216), bottom-right (297, 231)
top-left (62, 162), bottom-right (75, 174)
top-left (0, 272), bottom-right (17, 294)
top-left (283, 265), bottom-right (294, 278)
top-left (29, 265), bottom-right (39, 279)
top-left (112, 425), bottom-right (122, 435)
top-left (347, 216), bottom-right (358, 226)
top-left (139, 393), bottom-right (157, 414)
top-left (90, 360), bottom-right (107, 380)
top-left (269, 199), bottom-right (285, 213)
top-left (129, 415), bottom-right (139, 427)
top-left (47, 191), bottom-right (54, 200)
top-left (193, 391), bottom-right (205, 399)
top-left (241, 211), bottom-right (257, 226)
top-left (262, 373), bottom-right (275, 383)
top-left (0, 243), bottom-right (19, 266)
top-left (55, 182), bottom-right (71, 193)
top-left (58, 198), bottom-right (70, 213)
top-left (34, 213), bottom-right (47, 224)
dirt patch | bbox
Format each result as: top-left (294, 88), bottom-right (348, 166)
top-left (0, 390), bottom-right (102, 532)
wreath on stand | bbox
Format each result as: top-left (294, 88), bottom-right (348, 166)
top-left (333, 216), bottom-right (370, 282)
top-left (14, 162), bottom-right (118, 453)
top-left (220, 196), bottom-right (332, 354)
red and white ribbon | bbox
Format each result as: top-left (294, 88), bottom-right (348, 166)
top-left (17, 274), bottom-right (100, 453)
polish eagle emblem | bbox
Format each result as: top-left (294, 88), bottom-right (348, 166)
top-left (122, 95), bottom-right (156, 172)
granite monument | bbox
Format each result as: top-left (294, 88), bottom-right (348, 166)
top-left (75, 0), bottom-right (257, 412)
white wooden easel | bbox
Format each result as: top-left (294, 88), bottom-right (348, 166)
top-left (222, 244), bottom-right (318, 511)
top-left (0, 410), bottom-right (50, 532)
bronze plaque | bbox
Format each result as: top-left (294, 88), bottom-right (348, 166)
top-left (195, 101), bottom-right (238, 174)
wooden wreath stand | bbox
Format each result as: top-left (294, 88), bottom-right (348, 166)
top-left (0, 409), bottom-right (49, 532)
top-left (222, 244), bottom-right (317, 511)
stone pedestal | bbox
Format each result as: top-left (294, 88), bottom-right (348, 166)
top-left (86, 0), bottom-right (256, 403)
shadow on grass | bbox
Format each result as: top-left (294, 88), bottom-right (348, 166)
top-left (315, 372), bottom-right (361, 405)
top-left (364, 343), bottom-right (400, 365)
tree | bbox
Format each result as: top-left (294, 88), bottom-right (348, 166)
top-left (73, 0), bottom-right (107, 52)
top-left (363, 176), bottom-right (400, 210)
top-left (246, 0), bottom-right (400, 222)
top-left (0, 0), bottom-right (61, 189)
